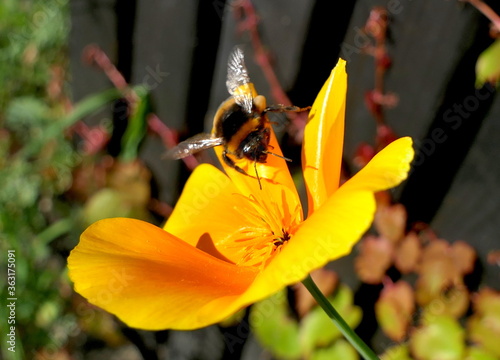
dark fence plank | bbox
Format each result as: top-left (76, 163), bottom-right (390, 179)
top-left (340, 2), bottom-right (498, 276)
top-left (131, 0), bottom-right (198, 204)
top-left (206, 0), bottom-right (316, 123)
top-left (431, 91), bottom-right (500, 288)
top-left (69, 0), bottom-right (118, 125)
top-left (132, 0), bottom-right (197, 129)
top-left (341, 0), bottom-right (481, 158)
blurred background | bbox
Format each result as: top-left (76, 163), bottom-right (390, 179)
top-left (1, 0), bottom-right (500, 359)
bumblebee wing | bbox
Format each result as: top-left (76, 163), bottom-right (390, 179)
top-left (166, 133), bottom-right (224, 159)
top-left (226, 46), bottom-right (254, 114)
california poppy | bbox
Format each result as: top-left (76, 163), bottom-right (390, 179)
top-left (68, 59), bottom-right (414, 330)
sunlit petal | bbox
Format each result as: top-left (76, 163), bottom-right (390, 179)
top-left (164, 163), bottom-right (302, 264)
top-left (341, 137), bottom-right (414, 193)
top-left (68, 218), bottom-right (258, 330)
top-left (249, 136), bottom-right (414, 288)
top-left (163, 164), bottom-right (242, 262)
top-left (302, 59), bottom-right (347, 216)
top-left (248, 189), bottom-right (376, 291)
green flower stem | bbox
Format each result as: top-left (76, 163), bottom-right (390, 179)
top-left (302, 275), bottom-right (380, 360)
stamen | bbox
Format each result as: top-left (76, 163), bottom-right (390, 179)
top-left (218, 191), bottom-right (301, 269)
top-left (273, 230), bottom-right (291, 246)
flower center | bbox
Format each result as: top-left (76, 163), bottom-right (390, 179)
top-left (219, 190), bottom-right (301, 269)
top-left (273, 230), bottom-right (291, 247)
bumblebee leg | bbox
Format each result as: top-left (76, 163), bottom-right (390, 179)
top-left (222, 151), bottom-right (247, 175)
top-left (222, 151), bottom-right (263, 190)
top-left (263, 105), bottom-right (311, 114)
top-left (254, 160), bottom-right (262, 190)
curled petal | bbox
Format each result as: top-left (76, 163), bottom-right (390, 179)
top-left (341, 137), bottom-right (414, 193)
top-left (302, 59), bottom-right (347, 216)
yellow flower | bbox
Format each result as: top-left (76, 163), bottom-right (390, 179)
top-left (68, 60), bottom-right (414, 331)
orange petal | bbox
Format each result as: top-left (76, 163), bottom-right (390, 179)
top-left (163, 164), bottom-right (236, 250)
top-left (68, 218), bottom-right (258, 330)
top-left (302, 59), bottom-right (347, 217)
top-left (165, 163), bottom-right (302, 264)
top-left (249, 188), bottom-right (378, 291)
top-left (244, 136), bottom-right (414, 289)
top-left (340, 137), bottom-right (414, 193)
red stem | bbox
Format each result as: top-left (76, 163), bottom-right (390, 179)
top-left (463, 0), bottom-right (500, 33)
top-left (235, 0), bottom-right (309, 141)
top-left (147, 114), bottom-right (198, 171)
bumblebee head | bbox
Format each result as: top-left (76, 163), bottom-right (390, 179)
top-left (240, 126), bottom-right (270, 162)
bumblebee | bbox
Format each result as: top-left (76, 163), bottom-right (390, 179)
top-left (168, 47), bottom-right (309, 188)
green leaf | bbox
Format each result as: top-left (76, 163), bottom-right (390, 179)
top-left (61, 87), bottom-right (125, 128)
top-left (35, 300), bottom-right (61, 328)
top-left (5, 96), bottom-right (50, 128)
top-left (410, 315), bottom-right (465, 360)
top-left (36, 217), bottom-right (75, 245)
top-left (219, 308), bottom-right (246, 327)
top-left (250, 290), bottom-right (301, 360)
top-left (420, 285), bottom-right (469, 320)
top-left (467, 288), bottom-right (500, 357)
top-left (311, 339), bottom-right (359, 360)
top-left (380, 344), bottom-right (412, 360)
top-left (18, 88), bottom-right (125, 159)
top-left (476, 39), bottom-right (500, 88)
top-left (82, 188), bottom-right (133, 226)
top-left (120, 86), bottom-right (150, 162)
top-left (474, 288), bottom-right (500, 317)
top-left (300, 285), bottom-right (362, 355)
top-left (375, 281), bottom-right (414, 342)
top-left (465, 346), bottom-right (498, 360)
top-left (0, 159), bottom-right (41, 208)
top-left (468, 313), bottom-right (500, 357)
